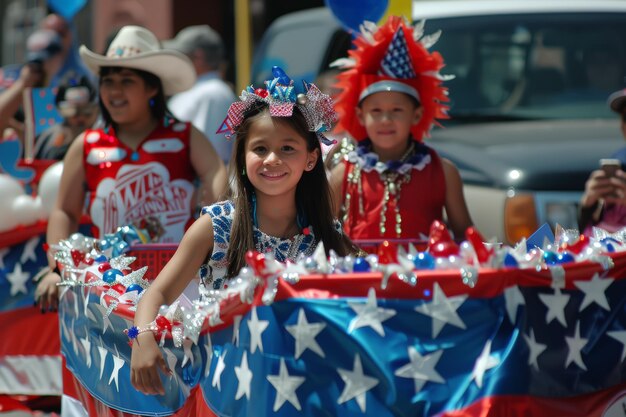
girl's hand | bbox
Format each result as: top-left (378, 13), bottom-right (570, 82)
top-left (581, 169), bottom-right (617, 208)
top-left (130, 332), bottom-right (171, 395)
top-left (35, 271), bottom-right (61, 312)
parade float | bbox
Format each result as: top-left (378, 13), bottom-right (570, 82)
top-left (52, 221), bottom-right (626, 416)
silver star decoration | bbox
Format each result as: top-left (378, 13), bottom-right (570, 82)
top-left (0, 247), bottom-right (9, 269)
top-left (204, 334), bottom-right (213, 377)
top-left (233, 315), bottom-right (242, 347)
top-left (267, 358), bottom-right (306, 411)
top-left (247, 307), bottom-right (269, 353)
top-left (234, 351), bottom-right (253, 400)
top-left (7, 263), bottom-right (29, 296)
top-left (394, 347), bottom-right (445, 394)
top-left (286, 308), bottom-right (326, 359)
top-left (573, 273), bottom-right (613, 311)
top-left (348, 287), bottom-right (396, 336)
top-left (504, 285), bottom-right (525, 323)
top-left (471, 340), bottom-right (500, 388)
top-left (608, 330), bottom-right (626, 362)
top-left (212, 350), bottom-right (226, 391)
top-left (523, 329), bottom-right (547, 370)
top-left (337, 354), bottom-right (379, 412)
top-left (415, 282), bottom-right (467, 338)
top-left (565, 321), bottom-right (588, 371)
top-left (90, 302), bottom-right (114, 334)
top-left (79, 337), bottom-right (92, 368)
top-left (20, 237), bottom-right (39, 264)
top-left (108, 349), bottom-right (125, 392)
top-left (538, 288), bottom-right (570, 327)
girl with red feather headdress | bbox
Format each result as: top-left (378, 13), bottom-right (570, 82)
top-left (329, 16), bottom-right (473, 241)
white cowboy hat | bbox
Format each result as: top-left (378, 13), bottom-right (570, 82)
top-left (79, 25), bottom-right (196, 96)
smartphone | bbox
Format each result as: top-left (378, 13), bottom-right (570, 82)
top-left (600, 158), bottom-right (621, 178)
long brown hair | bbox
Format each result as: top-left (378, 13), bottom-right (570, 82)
top-left (226, 101), bottom-right (356, 277)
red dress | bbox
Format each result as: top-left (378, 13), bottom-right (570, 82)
top-left (82, 120), bottom-right (196, 242)
top-left (341, 146), bottom-right (446, 240)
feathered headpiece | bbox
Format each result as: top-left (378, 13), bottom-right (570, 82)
top-left (217, 66), bottom-right (338, 145)
top-left (332, 16), bottom-right (451, 142)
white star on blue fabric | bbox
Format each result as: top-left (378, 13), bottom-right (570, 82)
top-left (574, 273), bottom-right (614, 311)
top-left (267, 358), bottom-right (306, 411)
top-left (7, 262), bottom-right (29, 296)
top-left (538, 288), bottom-right (570, 327)
top-left (234, 351), bottom-right (253, 400)
top-left (212, 350), bottom-right (226, 391)
top-left (79, 337), bottom-right (92, 368)
top-left (247, 307), bottom-right (269, 353)
top-left (348, 287), bottom-right (396, 336)
top-left (286, 308), bottom-right (326, 359)
top-left (394, 347), bottom-right (445, 394)
top-left (89, 302), bottom-right (114, 334)
top-left (471, 340), bottom-right (500, 388)
top-left (97, 343), bottom-right (108, 380)
top-left (337, 354), bottom-right (379, 412)
top-left (181, 338), bottom-right (194, 368)
top-left (565, 322), bottom-right (588, 371)
top-left (607, 330), bottom-right (626, 362)
top-left (108, 350), bottom-right (125, 392)
top-left (523, 329), bottom-right (547, 370)
top-left (20, 236), bottom-right (39, 264)
top-left (504, 285), bottom-right (525, 323)
top-left (204, 334), bottom-right (213, 378)
top-left (233, 315), bottom-right (242, 346)
top-left (415, 282), bottom-right (467, 338)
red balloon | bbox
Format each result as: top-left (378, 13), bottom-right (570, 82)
top-left (428, 220), bottom-right (459, 256)
top-left (465, 227), bottom-right (493, 263)
top-left (98, 262), bottom-right (111, 273)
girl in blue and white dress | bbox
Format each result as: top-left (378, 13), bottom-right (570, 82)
top-left (130, 69), bottom-right (358, 395)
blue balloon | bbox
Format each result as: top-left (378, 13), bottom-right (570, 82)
top-left (325, 0), bottom-right (388, 33)
top-left (112, 241), bottom-right (130, 257)
top-left (542, 251), bottom-right (559, 265)
top-left (353, 257), bottom-right (371, 272)
top-left (99, 239), bottom-right (111, 250)
top-left (557, 252), bottom-right (575, 264)
top-left (413, 252), bottom-right (435, 270)
top-left (95, 255), bottom-right (108, 263)
top-left (126, 284), bottom-right (143, 294)
top-left (503, 254), bottom-right (518, 268)
top-left (103, 269), bottom-right (123, 284)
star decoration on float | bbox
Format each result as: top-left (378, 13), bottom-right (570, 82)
top-left (565, 321), bottom-right (588, 371)
top-left (7, 262), bottom-right (29, 296)
top-left (348, 287), bottom-right (396, 336)
top-left (267, 358), bottom-right (306, 411)
top-left (574, 273), bottom-right (613, 311)
top-left (247, 307), bottom-right (269, 353)
top-left (337, 354), bottom-right (379, 412)
top-left (415, 282), bottom-right (467, 338)
top-left (286, 308), bottom-right (326, 359)
top-left (523, 329), bottom-right (547, 370)
top-left (504, 285), bottom-right (525, 323)
top-left (394, 346), bottom-right (445, 394)
top-left (471, 340), bottom-right (500, 388)
top-left (234, 351), bottom-right (253, 400)
top-left (538, 288), bottom-right (570, 327)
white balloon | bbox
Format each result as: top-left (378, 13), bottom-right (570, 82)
top-left (38, 162), bottom-right (64, 216)
top-left (12, 194), bottom-right (41, 227)
top-left (0, 174), bottom-right (26, 208)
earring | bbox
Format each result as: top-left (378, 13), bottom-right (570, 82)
top-left (149, 98), bottom-right (155, 107)
top-left (307, 162), bottom-right (314, 170)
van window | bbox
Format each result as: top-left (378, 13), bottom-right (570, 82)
top-left (426, 13), bottom-right (626, 120)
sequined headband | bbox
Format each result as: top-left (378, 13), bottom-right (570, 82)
top-left (217, 66), bottom-right (338, 145)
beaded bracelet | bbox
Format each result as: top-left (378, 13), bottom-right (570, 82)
top-left (124, 324), bottom-right (157, 346)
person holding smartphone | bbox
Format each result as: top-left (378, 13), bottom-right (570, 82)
top-left (579, 89), bottom-right (626, 234)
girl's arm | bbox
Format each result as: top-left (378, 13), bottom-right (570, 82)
top-left (441, 158), bottom-right (474, 239)
top-left (35, 134), bottom-right (86, 311)
top-left (329, 162), bottom-right (346, 218)
top-left (131, 213), bottom-right (214, 395)
top-left (189, 126), bottom-right (228, 207)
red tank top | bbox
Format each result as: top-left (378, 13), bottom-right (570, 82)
top-left (83, 120), bottom-right (196, 242)
top-left (341, 147), bottom-right (446, 240)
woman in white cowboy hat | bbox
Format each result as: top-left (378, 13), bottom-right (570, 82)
top-left (35, 25), bottom-right (228, 311)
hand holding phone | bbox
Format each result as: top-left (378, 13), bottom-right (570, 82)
top-left (600, 158), bottom-right (621, 178)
